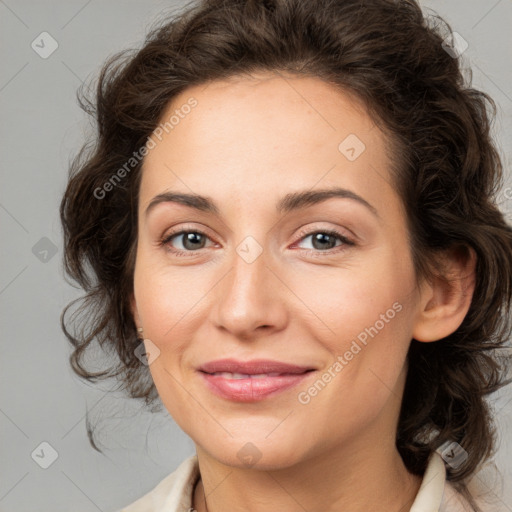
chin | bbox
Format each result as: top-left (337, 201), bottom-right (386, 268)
top-left (197, 431), bottom-right (309, 471)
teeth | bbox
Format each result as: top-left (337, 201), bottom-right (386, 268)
top-left (212, 372), bottom-right (282, 379)
top-left (220, 372), bottom-right (250, 379)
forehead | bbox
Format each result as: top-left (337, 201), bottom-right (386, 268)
top-left (138, 71), bottom-right (398, 217)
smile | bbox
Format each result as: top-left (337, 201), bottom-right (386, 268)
top-left (208, 372), bottom-right (283, 379)
top-left (199, 370), bottom-right (314, 401)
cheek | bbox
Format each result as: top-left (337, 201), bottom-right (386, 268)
top-left (134, 254), bottom-right (206, 342)
top-left (289, 247), bottom-right (416, 404)
top-left (290, 266), bottom-right (414, 438)
top-left (289, 251), bottom-right (415, 343)
top-left (134, 266), bottom-right (198, 420)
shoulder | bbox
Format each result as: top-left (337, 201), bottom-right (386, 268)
top-left (118, 455), bottom-right (199, 512)
top-left (437, 454), bottom-right (506, 512)
top-left (441, 481), bottom-right (480, 512)
top-left (411, 451), bottom-right (504, 512)
top-left (441, 479), bottom-right (506, 512)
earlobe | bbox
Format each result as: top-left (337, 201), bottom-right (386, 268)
top-left (412, 246), bottom-right (477, 343)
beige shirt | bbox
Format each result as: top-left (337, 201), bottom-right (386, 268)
top-left (118, 452), bottom-right (490, 512)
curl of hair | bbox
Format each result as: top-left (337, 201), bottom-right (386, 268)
top-left (60, 0), bottom-right (512, 506)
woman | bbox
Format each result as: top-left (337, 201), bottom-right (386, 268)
top-left (59, 0), bottom-right (512, 510)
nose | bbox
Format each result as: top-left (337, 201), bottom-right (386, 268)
top-left (211, 244), bottom-right (288, 340)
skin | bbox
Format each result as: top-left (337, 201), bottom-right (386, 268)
top-left (130, 71), bottom-right (475, 512)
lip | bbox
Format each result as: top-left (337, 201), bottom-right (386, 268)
top-left (198, 358), bottom-right (315, 402)
top-left (198, 358), bottom-right (314, 375)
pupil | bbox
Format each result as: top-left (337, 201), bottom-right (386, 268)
top-left (184, 232), bottom-right (204, 250)
top-left (313, 233), bottom-right (334, 250)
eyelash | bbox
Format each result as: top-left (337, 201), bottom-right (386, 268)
top-left (291, 228), bottom-right (355, 257)
top-left (159, 226), bottom-right (355, 258)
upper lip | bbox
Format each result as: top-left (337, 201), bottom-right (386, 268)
top-left (198, 358), bottom-right (315, 375)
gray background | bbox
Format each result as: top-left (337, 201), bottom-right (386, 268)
top-left (1, 1), bottom-right (511, 511)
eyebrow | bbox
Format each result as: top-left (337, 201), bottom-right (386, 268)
top-left (144, 187), bottom-right (379, 219)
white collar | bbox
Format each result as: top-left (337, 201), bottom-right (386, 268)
top-left (120, 451), bottom-right (475, 512)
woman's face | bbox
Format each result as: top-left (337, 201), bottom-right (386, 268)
top-left (131, 71), bottom-right (424, 469)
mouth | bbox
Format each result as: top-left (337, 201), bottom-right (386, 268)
top-left (204, 371), bottom-right (295, 379)
top-left (197, 359), bottom-right (316, 401)
top-left (198, 358), bottom-right (315, 375)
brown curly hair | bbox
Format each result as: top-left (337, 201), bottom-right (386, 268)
top-left (59, 0), bottom-right (512, 507)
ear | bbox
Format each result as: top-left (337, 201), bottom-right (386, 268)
top-left (412, 246), bottom-right (476, 342)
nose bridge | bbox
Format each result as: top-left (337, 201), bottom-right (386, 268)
top-left (212, 235), bottom-right (285, 336)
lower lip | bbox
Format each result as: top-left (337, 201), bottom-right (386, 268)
top-left (199, 372), bottom-right (313, 402)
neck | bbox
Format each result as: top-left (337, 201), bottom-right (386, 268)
top-left (193, 432), bottom-right (422, 512)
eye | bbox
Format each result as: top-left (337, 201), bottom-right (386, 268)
top-left (158, 226), bottom-right (355, 258)
top-left (293, 229), bottom-right (355, 255)
top-left (159, 229), bottom-right (216, 256)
